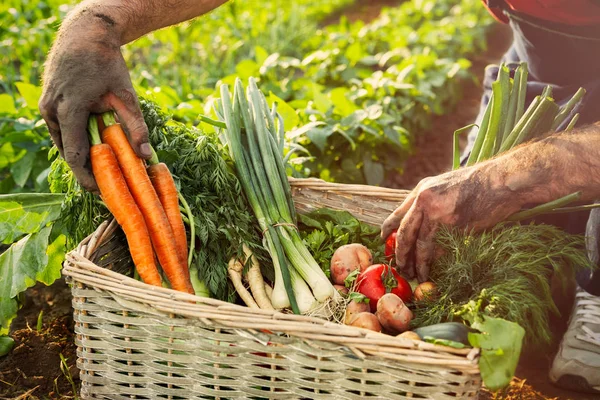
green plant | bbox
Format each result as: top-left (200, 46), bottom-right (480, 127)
top-left (59, 353), bottom-right (79, 400)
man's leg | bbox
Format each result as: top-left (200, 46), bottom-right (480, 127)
top-left (549, 209), bottom-right (600, 394)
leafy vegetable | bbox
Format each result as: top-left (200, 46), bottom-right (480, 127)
top-left (459, 299), bottom-right (525, 391)
top-left (298, 208), bottom-right (384, 275)
top-left (412, 223), bottom-right (593, 347)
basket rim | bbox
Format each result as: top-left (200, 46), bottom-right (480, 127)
top-left (63, 218), bottom-right (480, 374)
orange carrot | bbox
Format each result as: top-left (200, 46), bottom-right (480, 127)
top-left (89, 141), bottom-right (162, 287)
top-left (100, 114), bottom-right (193, 294)
top-left (147, 162), bottom-right (188, 259)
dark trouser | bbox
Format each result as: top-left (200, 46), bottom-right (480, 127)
top-left (461, 12), bottom-right (600, 295)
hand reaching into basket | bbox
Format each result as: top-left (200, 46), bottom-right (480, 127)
top-left (381, 166), bottom-right (523, 282)
top-left (381, 126), bottom-right (600, 282)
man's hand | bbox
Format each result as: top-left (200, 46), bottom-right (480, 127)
top-left (382, 125), bottom-right (600, 282)
top-left (39, 0), bottom-right (228, 191)
top-left (381, 166), bottom-right (526, 282)
top-left (39, 14), bottom-right (147, 191)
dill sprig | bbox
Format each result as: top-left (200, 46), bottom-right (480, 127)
top-left (412, 222), bottom-right (594, 348)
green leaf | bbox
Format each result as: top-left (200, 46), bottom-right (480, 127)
top-left (330, 88), bottom-right (359, 116)
top-left (255, 45), bottom-right (269, 65)
top-left (345, 269), bottom-right (360, 288)
top-left (305, 125), bottom-right (334, 152)
top-left (348, 291), bottom-right (369, 303)
top-left (0, 193), bottom-right (65, 243)
top-left (0, 226), bottom-right (65, 333)
top-left (345, 41), bottom-right (364, 65)
top-left (363, 157), bottom-right (385, 186)
top-left (10, 152), bottom-right (36, 187)
top-left (15, 82), bottom-right (43, 110)
top-left (0, 94), bottom-right (17, 115)
top-left (269, 92), bottom-right (299, 131)
top-left (0, 336), bottom-right (14, 356)
top-left (468, 315), bottom-right (525, 391)
top-left (311, 84), bottom-right (333, 113)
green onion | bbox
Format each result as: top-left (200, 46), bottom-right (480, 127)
top-left (466, 93), bottom-right (493, 166)
top-left (565, 113), bottom-right (580, 131)
top-left (219, 78), bottom-right (337, 315)
top-left (477, 80), bottom-right (505, 162)
top-left (513, 63), bottom-right (528, 125)
top-left (499, 96), bottom-right (541, 152)
top-left (507, 192), bottom-right (582, 222)
top-left (552, 87), bottom-right (586, 131)
top-left (493, 65), bottom-right (511, 154)
top-left (501, 67), bottom-right (522, 144)
top-left (452, 124), bottom-right (477, 170)
top-left (511, 97), bottom-right (558, 148)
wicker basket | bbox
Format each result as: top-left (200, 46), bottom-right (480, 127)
top-left (62, 178), bottom-right (482, 399)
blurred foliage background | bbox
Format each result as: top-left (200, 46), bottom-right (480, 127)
top-left (0, 0), bottom-right (493, 193)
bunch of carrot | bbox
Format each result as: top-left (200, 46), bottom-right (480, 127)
top-left (87, 112), bottom-right (194, 294)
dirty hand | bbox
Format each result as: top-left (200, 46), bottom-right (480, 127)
top-left (39, 11), bottom-right (150, 192)
top-left (381, 164), bottom-right (529, 282)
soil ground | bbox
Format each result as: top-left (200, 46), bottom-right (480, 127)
top-left (1, 1), bottom-right (598, 400)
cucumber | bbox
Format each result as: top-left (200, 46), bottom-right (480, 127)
top-left (413, 322), bottom-right (470, 345)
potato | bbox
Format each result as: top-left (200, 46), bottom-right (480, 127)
top-left (414, 281), bottom-right (438, 302)
top-left (330, 244), bottom-right (373, 285)
top-left (376, 293), bottom-right (413, 333)
top-left (397, 331), bottom-right (421, 341)
top-left (349, 312), bottom-right (381, 332)
top-left (334, 284), bottom-right (349, 295)
top-left (344, 298), bottom-right (371, 325)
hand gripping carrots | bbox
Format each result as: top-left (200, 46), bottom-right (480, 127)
top-left (88, 113), bottom-right (194, 294)
top-left (87, 118), bottom-right (162, 287)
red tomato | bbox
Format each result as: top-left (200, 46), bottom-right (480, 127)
top-left (356, 263), bottom-right (412, 312)
top-left (384, 232), bottom-right (397, 261)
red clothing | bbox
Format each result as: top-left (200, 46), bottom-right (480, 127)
top-left (483, 0), bottom-right (600, 25)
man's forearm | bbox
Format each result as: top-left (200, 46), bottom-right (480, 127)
top-left (480, 122), bottom-right (600, 206)
top-left (62, 0), bottom-right (228, 45)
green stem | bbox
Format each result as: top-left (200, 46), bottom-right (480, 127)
top-left (507, 191), bottom-right (582, 222)
top-left (493, 65), bottom-right (511, 154)
top-left (87, 116), bottom-right (101, 145)
top-left (541, 85), bottom-right (552, 99)
top-left (511, 97), bottom-right (556, 148)
top-left (199, 114), bottom-right (227, 129)
top-left (178, 192), bottom-right (195, 267)
top-left (101, 112), bottom-right (117, 127)
top-left (453, 124), bottom-right (477, 170)
top-left (267, 226), bottom-right (300, 314)
top-left (466, 94), bottom-right (493, 167)
top-left (514, 63), bottom-right (528, 126)
top-left (478, 80), bottom-right (505, 162)
top-left (552, 87), bottom-right (586, 131)
top-left (501, 67), bottom-right (521, 143)
top-left (565, 113), bottom-right (580, 132)
top-left (148, 146), bottom-right (160, 165)
top-left (543, 203), bottom-right (600, 214)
